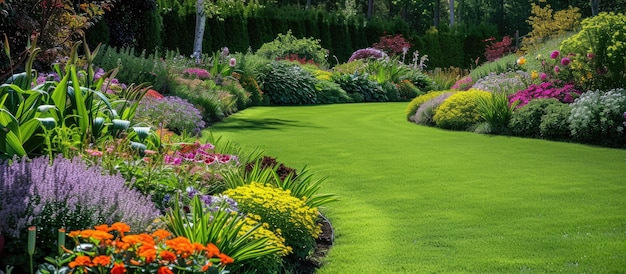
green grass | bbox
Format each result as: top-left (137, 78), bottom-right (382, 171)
top-left (206, 103), bottom-right (626, 273)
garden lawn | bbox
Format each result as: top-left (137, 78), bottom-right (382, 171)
top-left (206, 103), bottom-right (626, 273)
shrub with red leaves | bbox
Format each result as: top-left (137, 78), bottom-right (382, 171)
top-left (484, 36), bottom-right (515, 62)
top-left (372, 34), bottom-right (412, 56)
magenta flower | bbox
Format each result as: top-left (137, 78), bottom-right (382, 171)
top-left (540, 72), bottom-right (548, 81)
top-left (554, 65), bottom-right (560, 73)
top-left (229, 57), bottom-right (236, 67)
top-left (560, 57), bottom-right (571, 66)
top-left (587, 52), bottom-right (594, 59)
top-left (550, 50), bottom-right (560, 59)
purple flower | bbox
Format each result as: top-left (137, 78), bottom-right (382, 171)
top-left (221, 47), bottom-right (230, 57)
top-left (560, 57), bottom-right (571, 66)
top-left (229, 57), bottom-right (237, 67)
top-left (348, 48), bottom-right (388, 62)
top-left (554, 65), bottom-right (560, 74)
top-left (540, 72), bottom-right (548, 81)
top-left (550, 50), bottom-right (560, 59)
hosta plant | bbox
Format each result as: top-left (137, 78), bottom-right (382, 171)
top-left (259, 61), bottom-right (318, 105)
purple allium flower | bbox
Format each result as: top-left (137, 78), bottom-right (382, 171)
top-left (0, 156), bottom-right (160, 239)
top-left (221, 47), bottom-right (230, 57)
top-left (348, 48), bottom-right (388, 62)
top-left (560, 57), bottom-right (571, 66)
top-left (550, 50), bottom-right (560, 59)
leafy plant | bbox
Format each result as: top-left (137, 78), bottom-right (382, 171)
top-left (509, 98), bottom-right (567, 138)
top-left (134, 96), bottom-right (206, 136)
top-left (433, 89), bottom-right (491, 130)
top-left (476, 91), bottom-right (518, 134)
top-left (413, 92), bottom-right (455, 126)
top-left (539, 102), bottom-right (571, 140)
top-left (483, 36), bottom-right (515, 62)
top-left (405, 90), bottom-right (454, 121)
top-left (372, 34), bottom-right (412, 57)
top-left (332, 72), bottom-right (386, 102)
top-left (259, 61), bottom-right (318, 105)
top-left (568, 88), bottom-right (626, 147)
top-left (224, 183), bottom-right (321, 259)
top-left (522, 1), bottom-right (581, 51)
top-left (472, 71), bottom-right (530, 94)
top-left (256, 31), bottom-right (329, 67)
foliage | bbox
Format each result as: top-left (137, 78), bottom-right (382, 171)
top-left (471, 71), bottom-right (530, 94)
top-left (539, 102), bottom-right (571, 140)
top-left (509, 98), bottom-right (568, 138)
top-left (475, 92), bottom-right (518, 134)
top-left (332, 59), bottom-right (367, 75)
top-left (522, 2), bottom-right (581, 51)
top-left (259, 61), bottom-right (318, 105)
top-left (169, 77), bottom-right (236, 123)
top-left (568, 88), bottom-right (626, 147)
top-left (366, 57), bottom-right (410, 85)
top-left (224, 182), bottom-right (321, 260)
top-left (405, 90), bottom-right (453, 120)
top-left (469, 54), bottom-right (519, 80)
top-left (134, 96), bottom-right (206, 136)
top-left (450, 76), bottom-right (474, 91)
top-left (0, 155), bottom-right (159, 271)
top-left (43, 222), bottom-right (232, 274)
top-left (560, 12), bottom-right (626, 90)
top-left (165, 194), bottom-right (283, 272)
top-left (316, 79), bottom-right (351, 104)
top-left (256, 30), bottom-right (328, 67)
top-left (372, 34), bottom-right (411, 57)
top-left (433, 89), bottom-right (491, 130)
top-left (413, 92), bottom-right (455, 126)
top-left (483, 36), bottom-right (515, 62)
top-left (509, 82), bottom-right (581, 108)
top-left (398, 69), bottom-right (433, 93)
top-left (331, 72), bottom-right (386, 102)
top-left (347, 48), bottom-right (387, 63)
top-left (427, 67), bottom-right (467, 90)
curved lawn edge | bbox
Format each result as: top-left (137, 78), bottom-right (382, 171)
top-left (207, 103), bottom-right (626, 273)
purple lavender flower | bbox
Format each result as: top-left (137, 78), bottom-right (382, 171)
top-left (0, 156), bottom-right (160, 239)
top-left (134, 96), bottom-right (206, 135)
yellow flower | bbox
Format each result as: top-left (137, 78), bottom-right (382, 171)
top-left (516, 56), bottom-right (527, 66)
top-left (531, 70), bottom-right (538, 80)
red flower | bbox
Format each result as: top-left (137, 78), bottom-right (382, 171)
top-left (157, 266), bottom-right (174, 274)
top-left (111, 263), bottom-right (126, 274)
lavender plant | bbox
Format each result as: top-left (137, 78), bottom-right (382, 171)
top-left (0, 155), bottom-right (159, 270)
top-left (413, 92), bottom-right (455, 126)
top-left (134, 96), bottom-right (206, 135)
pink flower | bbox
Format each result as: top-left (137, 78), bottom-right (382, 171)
top-left (587, 52), bottom-right (594, 59)
top-left (550, 50), bottom-right (560, 59)
top-left (229, 58), bottom-right (236, 67)
top-left (540, 73), bottom-right (548, 81)
top-left (560, 57), bottom-right (571, 66)
top-left (554, 65), bottom-right (560, 74)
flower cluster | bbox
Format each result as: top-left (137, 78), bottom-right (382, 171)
top-left (348, 48), bottom-right (388, 62)
top-left (509, 81), bottom-right (581, 108)
top-left (94, 68), bottom-right (129, 94)
top-left (134, 96), bottom-right (206, 135)
top-left (59, 222), bottom-right (233, 274)
top-left (472, 71), bottom-right (530, 94)
top-left (183, 68), bottom-right (211, 80)
top-left (451, 76), bottom-right (473, 91)
top-left (533, 50), bottom-right (580, 86)
top-left (164, 142), bottom-right (238, 166)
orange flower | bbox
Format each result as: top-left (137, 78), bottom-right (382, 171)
top-left (165, 237), bottom-right (195, 258)
top-left (94, 224), bottom-right (110, 232)
top-left (193, 242), bottom-right (206, 252)
top-left (201, 262), bottom-right (213, 272)
top-left (92, 255), bottom-right (111, 266)
top-left (111, 262), bottom-right (126, 274)
top-left (68, 230), bottom-right (81, 238)
top-left (206, 243), bottom-right (220, 257)
top-left (138, 245), bottom-right (157, 263)
top-left (90, 230), bottom-right (114, 242)
top-left (151, 229), bottom-right (171, 241)
top-left (159, 250), bottom-right (177, 262)
top-left (157, 266), bottom-right (174, 274)
top-left (217, 253), bottom-right (234, 264)
top-left (110, 222), bottom-right (131, 236)
top-left (69, 255), bottom-right (93, 268)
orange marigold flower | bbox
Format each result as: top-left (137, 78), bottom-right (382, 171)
top-left (90, 230), bottom-right (114, 242)
top-left (94, 224), bottom-right (111, 232)
top-left (111, 262), bottom-right (126, 274)
top-left (68, 230), bottom-right (81, 238)
top-left (217, 253), bottom-right (234, 264)
top-left (92, 255), bottom-right (111, 266)
top-left (165, 237), bottom-right (195, 258)
top-left (69, 255), bottom-right (93, 268)
top-left (159, 250), bottom-right (177, 262)
top-left (111, 222), bottom-right (131, 236)
top-left (193, 242), bottom-right (206, 252)
top-left (157, 266), bottom-right (174, 274)
top-left (138, 245), bottom-right (157, 263)
top-left (206, 243), bottom-right (220, 257)
top-left (151, 229), bottom-right (171, 241)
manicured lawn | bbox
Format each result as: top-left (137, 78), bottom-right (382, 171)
top-left (207, 103), bottom-right (626, 273)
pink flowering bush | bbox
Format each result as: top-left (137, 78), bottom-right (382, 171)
top-left (183, 68), bottom-right (211, 80)
top-left (451, 76), bottom-right (474, 91)
top-left (509, 82), bottom-right (582, 108)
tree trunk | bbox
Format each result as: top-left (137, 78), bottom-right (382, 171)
top-left (449, 0), bottom-right (454, 26)
top-left (591, 0), bottom-right (600, 16)
top-left (368, 0), bottom-right (374, 19)
top-left (192, 0), bottom-right (206, 62)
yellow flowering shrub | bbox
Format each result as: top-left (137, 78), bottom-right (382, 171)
top-left (224, 182), bottom-right (321, 259)
top-left (523, 0), bottom-right (581, 51)
top-left (240, 214), bottom-right (292, 256)
top-left (433, 89), bottom-right (491, 130)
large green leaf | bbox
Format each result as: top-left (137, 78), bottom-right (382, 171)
top-left (70, 65), bottom-right (89, 143)
top-left (51, 71), bottom-right (70, 118)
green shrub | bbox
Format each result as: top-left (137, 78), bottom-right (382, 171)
top-left (134, 96), bottom-right (206, 135)
top-left (256, 30), bottom-right (329, 67)
top-left (259, 61), bottom-right (318, 105)
top-left (539, 102), bottom-right (571, 140)
top-left (316, 79), bottom-right (352, 104)
top-left (560, 12), bottom-right (626, 90)
top-left (332, 72), bottom-right (386, 102)
top-left (92, 45), bottom-right (168, 92)
top-left (381, 81), bottom-right (400, 102)
top-left (169, 78), bottom-right (236, 123)
top-left (224, 183), bottom-right (321, 260)
top-left (399, 70), bottom-right (434, 93)
top-left (475, 91), bottom-right (518, 134)
top-left (509, 98), bottom-right (567, 138)
top-left (396, 80), bottom-right (424, 101)
top-left (405, 90), bottom-right (452, 120)
top-left (433, 89), bottom-right (491, 130)
top-left (568, 88), bottom-right (626, 147)
top-left (332, 59), bottom-right (367, 75)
